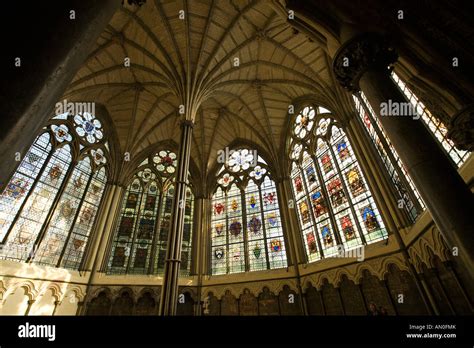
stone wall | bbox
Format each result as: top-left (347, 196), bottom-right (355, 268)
top-left (0, 260), bottom-right (87, 315)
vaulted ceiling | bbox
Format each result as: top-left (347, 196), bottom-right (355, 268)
top-left (63, 0), bottom-right (342, 179)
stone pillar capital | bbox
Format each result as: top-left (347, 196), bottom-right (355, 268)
top-left (447, 104), bottom-right (474, 151)
top-left (333, 33), bottom-right (398, 92)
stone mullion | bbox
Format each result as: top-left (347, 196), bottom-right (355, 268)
top-left (103, 186), bottom-right (129, 272)
top-left (1, 148), bottom-right (54, 244)
top-left (349, 110), bottom-right (414, 229)
top-left (285, 172), bottom-right (310, 264)
top-left (56, 172), bottom-right (94, 267)
top-left (298, 164), bottom-right (328, 259)
top-left (326, 144), bottom-right (367, 245)
top-left (148, 191), bottom-right (164, 274)
top-left (125, 185), bottom-right (147, 273)
top-left (257, 182), bottom-right (271, 270)
top-left (203, 198), bottom-right (212, 275)
top-left (27, 158), bottom-right (77, 263)
top-left (223, 189), bottom-right (230, 274)
top-left (240, 187), bottom-right (250, 272)
top-left (309, 156), bottom-right (344, 249)
top-left (355, 93), bottom-right (422, 216)
top-left (346, 117), bottom-right (405, 238)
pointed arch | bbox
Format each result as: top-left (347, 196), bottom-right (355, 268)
top-left (286, 103), bottom-right (388, 263)
top-left (107, 145), bottom-right (195, 276)
top-left (210, 146), bottom-right (288, 275)
top-left (0, 108), bottom-right (112, 270)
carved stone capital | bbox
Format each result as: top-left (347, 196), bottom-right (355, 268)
top-left (447, 105), bottom-right (474, 151)
top-left (333, 33), bottom-right (398, 92)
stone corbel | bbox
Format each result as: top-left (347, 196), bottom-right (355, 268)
top-left (447, 105), bottom-right (474, 152)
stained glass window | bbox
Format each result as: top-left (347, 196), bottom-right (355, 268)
top-left (156, 184), bottom-right (174, 272)
top-left (107, 150), bottom-right (194, 276)
top-left (391, 72), bottom-right (471, 167)
top-left (353, 93), bottom-right (424, 222)
top-left (289, 106), bottom-right (388, 262)
top-left (0, 112), bottom-right (109, 269)
top-left (211, 149), bottom-right (287, 275)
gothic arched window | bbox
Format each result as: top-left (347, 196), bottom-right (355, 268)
top-left (353, 73), bottom-right (472, 222)
top-left (107, 150), bottom-right (194, 275)
top-left (0, 112), bottom-right (109, 269)
top-left (289, 106), bottom-right (388, 262)
top-left (211, 149), bottom-right (288, 275)
top-left (353, 93), bottom-right (424, 222)
top-left (391, 72), bottom-right (471, 166)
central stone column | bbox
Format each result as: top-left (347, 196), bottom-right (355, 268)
top-left (159, 120), bottom-right (194, 315)
top-left (333, 33), bottom-right (474, 279)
